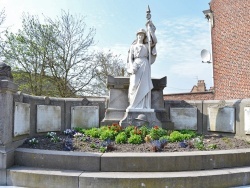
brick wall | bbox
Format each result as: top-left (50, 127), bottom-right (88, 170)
top-left (163, 92), bottom-right (214, 100)
top-left (210, 0), bottom-right (250, 99)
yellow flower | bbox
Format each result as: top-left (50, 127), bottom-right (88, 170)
top-left (144, 135), bottom-right (152, 143)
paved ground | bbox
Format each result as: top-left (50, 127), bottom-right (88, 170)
top-left (1, 183), bottom-right (250, 187)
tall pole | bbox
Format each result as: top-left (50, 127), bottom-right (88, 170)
top-left (146, 5), bottom-right (151, 64)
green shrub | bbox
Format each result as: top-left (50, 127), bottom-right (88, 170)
top-left (100, 126), bottom-right (109, 131)
top-left (129, 127), bottom-right (142, 137)
top-left (168, 131), bottom-right (183, 142)
top-left (90, 143), bottom-right (97, 148)
top-left (85, 128), bottom-right (100, 138)
top-left (99, 130), bottom-right (116, 140)
top-left (128, 134), bottom-right (143, 144)
top-left (73, 127), bottom-right (85, 134)
top-left (208, 144), bottom-right (217, 149)
top-left (115, 132), bottom-right (128, 144)
top-left (168, 131), bottom-right (196, 142)
top-left (179, 130), bottom-right (197, 138)
top-left (125, 126), bottom-right (135, 136)
top-left (109, 123), bottom-right (122, 132)
top-left (149, 126), bottom-right (167, 140)
top-left (99, 146), bottom-right (107, 153)
top-left (159, 135), bottom-right (169, 142)
top-left (100, 124), bottom-right (122, 133)
top-left (139, 126), bottom-right (150, 138)
top-left (193, 136), bottom-right (205, 150)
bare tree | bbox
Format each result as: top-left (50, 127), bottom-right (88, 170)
top-left (0, 9), bottom-right (5, 26)
top-left (44, 11), bottom-right (97, 97)
top-left (90, 50), bottom-right (126, 96)
top-left (0, 9), bottom-right (6, 60)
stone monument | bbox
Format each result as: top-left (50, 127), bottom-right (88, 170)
top-left (102, 6), bottom-right (173, 129)
top-left (0, 62), bottom-right (18, 185)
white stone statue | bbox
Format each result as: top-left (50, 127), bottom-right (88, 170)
top-left (126, 19), bottom-right (157, 111)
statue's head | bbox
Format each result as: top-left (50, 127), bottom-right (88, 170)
top-left (136, 28), bottom-right (146, 43)
top-left (136, 28), bottom-right (146, 37)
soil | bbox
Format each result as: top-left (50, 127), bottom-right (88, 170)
top-left (19, 133), bottom-right (250, 153)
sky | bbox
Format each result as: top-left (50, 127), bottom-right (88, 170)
top-left (0, 0), bottom-right (212, 94)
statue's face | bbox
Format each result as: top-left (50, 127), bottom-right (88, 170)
top-left (137, 33), bottom-right (145, 41)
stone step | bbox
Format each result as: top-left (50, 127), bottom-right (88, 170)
top-left (7, 166), bottom-right (82, 188)
top-left (15, 148), bottom-right (250, 172)
top-left (7, 166), bottom-right (250, 188)
top-left (0, 185), bottom-right (25, 188)
top-left (0, 187), bottom-right (27, 188)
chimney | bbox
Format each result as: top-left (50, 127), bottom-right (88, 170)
top-left (197, 80), bottom-right (206, 92)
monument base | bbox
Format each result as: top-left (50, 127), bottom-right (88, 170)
top-left (119, 110), bottom-right (162, 128)
top-left (102, 76), bottom-right (174, 129)
top-left (101, 108), bottom-right (125, 126)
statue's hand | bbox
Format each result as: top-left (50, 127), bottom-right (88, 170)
top-left (128, 60), bottom-right (138, 75)
top-left (128, 69), bottom-right (136, 75)
top-left (127, 68), bottom-right (134, 74)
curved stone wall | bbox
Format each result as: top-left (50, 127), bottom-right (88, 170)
top-left (12, 92), bottom-right (106, 140)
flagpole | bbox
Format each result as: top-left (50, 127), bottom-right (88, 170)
top-left (146, 5), bottom-right (151, 64)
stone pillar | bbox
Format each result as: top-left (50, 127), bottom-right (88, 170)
top-left (0, 63), bottom-right (18, 185)
top-left (151, 77), bottom-right (174, 129)
top-left (101, 76), bottom-right (129, 125)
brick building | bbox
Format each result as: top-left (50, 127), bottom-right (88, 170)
top-left (164, 0), bottom-right (250, 100)
top-left (164, 80), bottom-right (214, 100)
top-left (209, 0), bottom-right (250, 99)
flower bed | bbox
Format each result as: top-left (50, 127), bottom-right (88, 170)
top-left (20, 124), bottom-right (250, 153)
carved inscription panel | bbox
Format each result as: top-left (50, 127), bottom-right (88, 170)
top-left (71, 106), bottom-right (99, 129)
top-left (207, 107), bottom-right (235, 133)
top-left (244, 107), bottom-right (250, 134)
top-left (170, 108), bottom-right (197, 130)
top-left (14, 102), bottom-right (30, 137)
top-left (37, 105), bottom-right (61, 132)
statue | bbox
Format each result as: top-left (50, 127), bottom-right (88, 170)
top-left (103, 6), bottom-right (173, 129)
top-left (126, 6), bottom-right (157, 111)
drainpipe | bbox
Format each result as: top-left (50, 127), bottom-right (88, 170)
top-left (203, 8), bottom-right (214, 87)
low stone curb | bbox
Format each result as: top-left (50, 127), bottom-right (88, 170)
top-left (15, 148), bottom-right (250, 172)
top-left (14, 148), bottom-right (101, 171)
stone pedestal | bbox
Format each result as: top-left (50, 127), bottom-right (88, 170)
top-left (102, 76), bottom-right (174, 129)
top-left (101, 76), bottom-right (129, 125)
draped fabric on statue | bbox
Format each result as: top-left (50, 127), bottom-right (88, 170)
top-left (126, 22), bottom-right (157, 110)
top-left (127, 44), bottom-right (153, 109)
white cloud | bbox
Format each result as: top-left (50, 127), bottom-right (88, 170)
top-left (92, 43), bottom-right (128, 62)
top-left (152, 16), bottom-right (213, 93)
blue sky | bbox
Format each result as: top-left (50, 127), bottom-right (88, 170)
top-left (0, 0), bottom-right (212, 94)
